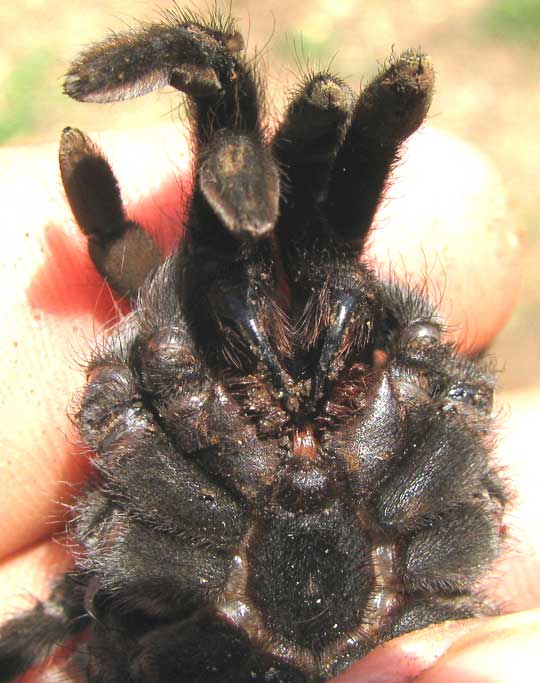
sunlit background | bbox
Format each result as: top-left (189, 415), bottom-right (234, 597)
top-left (1, 0), bottom-right (538, 390)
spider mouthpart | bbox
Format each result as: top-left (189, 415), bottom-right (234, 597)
top-left (0, 8), bottom-right (507, 683)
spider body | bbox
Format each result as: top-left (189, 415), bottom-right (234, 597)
top-left (0, 9), bottom-right (506, 683)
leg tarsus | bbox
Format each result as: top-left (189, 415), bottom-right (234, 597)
top-left (59, 127), bottom-right (162, 298)
top-left (273, 73), bottom-right (354, 277)
top-left (59, 127), bottom-right (124, 239)
top-left (274, 72), bottom-right (354, 173)
top-left (199, 131), bottom-right (279, 240)
top-left (87, 221), bottom-right (163, 299)
top-left (63, 12), bottom-right (260, 142)
top-left (325, 50), bottom-right (435, 246)
top-left (63, 13), bottom-right (243, 104)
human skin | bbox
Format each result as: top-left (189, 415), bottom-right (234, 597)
top-left (0, 125), bottom-right (538, 682)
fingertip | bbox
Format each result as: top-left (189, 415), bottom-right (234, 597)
top-left (333, 619), bottom-right (487, 683)
top-left (414, 610), bottom-right (540, 683)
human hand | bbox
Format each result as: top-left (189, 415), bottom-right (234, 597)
top-left (0, 124), bottom-right (533, 682)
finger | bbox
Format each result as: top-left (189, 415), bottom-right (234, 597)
top-left (0, 124), bottom-right (520, 561)
top-left (334, 617), bottom-right (488, 683)
top-left (485, 388), bottom-right (540, 611)
top-left (367, 127), bottom-right (523, 353)
top-left (414, 610), bottom-right (540, 683)
top-left (335, 610), bottom-right (540, 683)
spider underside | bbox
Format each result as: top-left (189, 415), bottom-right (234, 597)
top-left (0, 8), bottom-right (507, 683)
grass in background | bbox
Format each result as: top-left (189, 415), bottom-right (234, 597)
top-left (479, 0), bottom-right (540, 44)
top-left (0, 49), bottom-right (54, 143)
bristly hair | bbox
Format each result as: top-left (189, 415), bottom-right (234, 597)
top-left (159, 1), bottom-right (239, 39)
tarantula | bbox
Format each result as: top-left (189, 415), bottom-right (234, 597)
top-left (0, 7), bottom-right (507, 683)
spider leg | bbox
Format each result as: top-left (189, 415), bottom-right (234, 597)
top-left (274, 53), bottom-right (434, 410)
top-left (324, 50), bottom-right (435, 245)
top-left (0, 571), bottom-right (89, 683)
top-left (63, 12), bottom-right (259, 143)
top-left (134, 266), bottom-right (284, 502)
top-left (272, 72), bottom-right (355, 250)
top-left (59, 127), bottom-right (162, 298)
top-left (64, 13), bottom-right (259, 155)
top-left (184, 127), bottom-right (290, 397)
top-left (374, 401), bottom-right (500, 586)
top-left (311, 51), bottom-right (434, 407)
top-left (78, 263), bottom-right (282, 506)
top-left (69, 485), bottom-right (242, 683)
top-left (63, 11), bottom-right (290, 395)
top-left (63, 11), bottom-right (244, 105)
top-left (272, 74), bottom-right (355, 358)
top-left (322, 313), bottom-right (501, 651)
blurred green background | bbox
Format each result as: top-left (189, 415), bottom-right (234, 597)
top-left (1, 0), bottom-right (538, 390)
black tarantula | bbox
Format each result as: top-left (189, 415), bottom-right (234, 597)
top-left (0, 7), bottom-right (507, 683)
